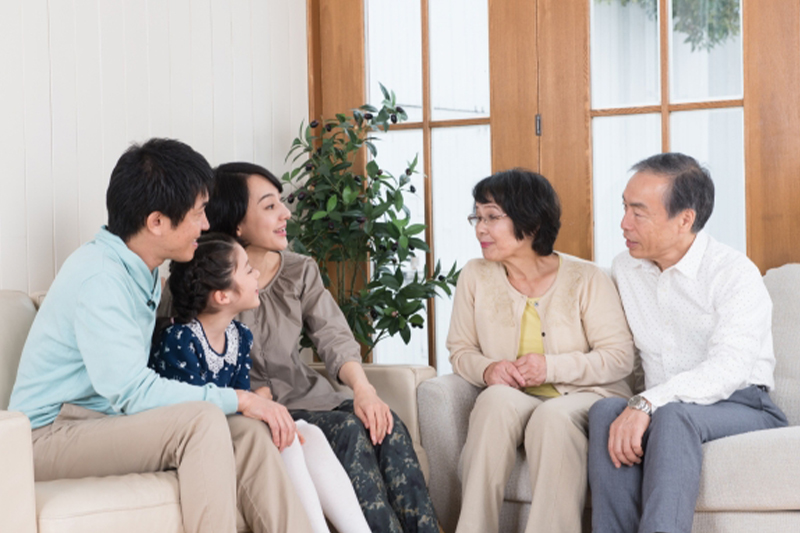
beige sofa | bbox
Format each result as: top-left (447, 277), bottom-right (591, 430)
top-left (0, 289), bottom-right (435, 533)
top-left (419, 264), bottom-right (800, 533)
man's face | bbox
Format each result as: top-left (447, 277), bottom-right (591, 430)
top-left (162, 193), bottom-right (210, 262)
top-left (621, 171), bottom-right (688, 269)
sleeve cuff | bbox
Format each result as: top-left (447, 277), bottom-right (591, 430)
top-left (220, 388), bottom-right (239, 415)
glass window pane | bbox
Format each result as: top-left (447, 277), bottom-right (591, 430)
top-left (431, 125), bottom-right (492, 374)
top-left (670, 108), bottom-right (744, 252)
top-left (429, 0), bottom-right (490, 121)
top-left (591, 0), bottom-right (660, 109)
top-left (670, 0), bottom-right (743, 103)
top-left (366, 1), bottom-right (423, 123)
top-left (592, 114), bottom-right (662, 267)
top-left (370, 129), bottom-right (429, 365)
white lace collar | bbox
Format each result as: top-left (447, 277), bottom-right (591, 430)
top-left (186, 320), bottom-right (240, 378)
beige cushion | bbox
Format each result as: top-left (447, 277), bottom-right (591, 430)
top-left (35, 473), bottom-right (184, 533)
top-left (0, 291), bottom-right (37, 409)
top-left (0, 411), bottom-right (37, 533)
top-left (764, 264), bottom-right (800, 425)
top-left (696, 426), bottom-right (800, 511)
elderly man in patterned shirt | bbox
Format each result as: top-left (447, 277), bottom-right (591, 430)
top-left (587, 152), bottom-right (788, 533)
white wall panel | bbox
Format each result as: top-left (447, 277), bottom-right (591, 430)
top-left (74, 0), bottom-right (106, 246)
top-left (0, 0), bottom-right (309, 293)
top-left (251, 0), bottom-right (274, 167)
top-left (232, 0), bottom-right (254, 161)
top-left (211, 0), bottom-right (235, 163)
top-left (168, 0), bottom-right (194, 144)
top-left (0, 1), bottom-right (28, 291)
top-left (146, 0), bottom-right (171, 137)
top-left (191, 0), bottom-right (215, 158)
top-left (23, 0), bottom-right (55, 293)
top-left (50, 0), bottom-right (81, 272)
top-left (124, 0), bottom-right (151, 143)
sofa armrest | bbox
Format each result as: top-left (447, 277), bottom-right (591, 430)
top-left (0, 410), bottom-right (37, 533)
top-left (418, 374), bottom-right (481, 533)
top-left (309, 363), bottom-right (436, 480)
top-left (697, 425), bottom-right (800, 511)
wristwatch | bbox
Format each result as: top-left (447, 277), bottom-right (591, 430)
top-left (627, 395), bottom-right (653, 416)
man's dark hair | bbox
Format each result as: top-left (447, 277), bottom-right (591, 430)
top-left (206, 162), bottom-right (282, 242)
top-left (106, 138), bottom-right (213, 242)
top-left (631, 152), bottom-right (715, 233)
top-left (473, 168), bottom-right (561, 256)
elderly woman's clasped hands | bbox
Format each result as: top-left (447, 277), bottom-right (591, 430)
top-left (483, 354), bottom-right (548, 388)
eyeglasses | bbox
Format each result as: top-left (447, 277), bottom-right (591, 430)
top-left (467, 213), bottom-right (508, 227)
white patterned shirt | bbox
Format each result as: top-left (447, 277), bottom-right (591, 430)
top-left (612, 231), bottom-right (775, 411)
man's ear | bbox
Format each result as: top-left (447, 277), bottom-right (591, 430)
top-left (146, 212), bottom-right (167, 236)
top-left (679, 209), bottom-right (696, 233)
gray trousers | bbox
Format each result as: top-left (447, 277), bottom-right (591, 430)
top-left (587, 386), bottom-right (787, 533)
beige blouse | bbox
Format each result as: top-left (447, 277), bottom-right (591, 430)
top-left (447, 254), bottom-right (635, 399)
top-left (237, 251), bottom-right (361, 411)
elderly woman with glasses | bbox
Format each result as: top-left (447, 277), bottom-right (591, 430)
top-left (448, 169), bottom-right (635, 533)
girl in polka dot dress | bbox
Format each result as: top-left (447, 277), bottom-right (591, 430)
top-left (150, 232), bottom-right (370, 533)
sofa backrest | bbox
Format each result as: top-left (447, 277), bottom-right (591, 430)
top-left (764, 264), bottom-right (800, 426)
top-left (0, 291), bottom-right (37, 410)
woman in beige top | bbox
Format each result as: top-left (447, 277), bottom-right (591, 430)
top-left (448, 169), bottom-right (634, 533)
top-left (206, 162), bottom-right (438, 533)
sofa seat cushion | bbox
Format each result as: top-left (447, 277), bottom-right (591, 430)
top-left (35, 470), bottom-right (255, 533)
top-left (35, 472), bottom-right (184, 533)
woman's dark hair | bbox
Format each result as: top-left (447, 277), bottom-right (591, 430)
top-left (631, 152), bottom-right (715, 233)
top-left (206, 162), bottom-right (282, 242)
top-left (106, 138), bottom-right (214, 242)
top-left (168, 232), bottom-right (240, 324)
top-left (472, 168), bottom-right (561, 256)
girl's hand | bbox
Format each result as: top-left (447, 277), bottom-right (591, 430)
top-left (254, 386), bottom-right (273, 401)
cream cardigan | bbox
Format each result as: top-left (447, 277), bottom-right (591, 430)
top-left (447, 254), bottom-right (634, 399)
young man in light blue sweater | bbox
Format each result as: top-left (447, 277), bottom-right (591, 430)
top-left (9, 138), bottom-right (312, 533)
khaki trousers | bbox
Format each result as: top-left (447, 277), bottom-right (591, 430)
top-left (457, 385), bottom-right (602, 533)
top-left (31, 402), bottom-right (312, 533)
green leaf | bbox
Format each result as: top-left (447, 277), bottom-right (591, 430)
top-left (342, 185), bottom-right (357, 206)
top-left (394, 192), bottom-right (404, 211)
top-left (399, 235), bottom-right (409, 249)
top-left (326, 195), bottom-right (338, 212)
top-left (379, 82), bottom-right (390, 102)
top-left (365, 141), bottom-right (377, 158)
top-left (405, 224), bottom-right (425, 236)
top-left (379, 275), bottom-right (401, 291)
top-left (366, 160), bottom-right (380, 178)
top-left (311, 210), bottom-right (328, 221)
top-left (336, 113), bottom-right (347, 123)
top-left (400, 326), bottom-right (411, 344)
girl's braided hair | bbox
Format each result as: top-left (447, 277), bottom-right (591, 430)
top-left (168, 232), bottom-right (239, 324)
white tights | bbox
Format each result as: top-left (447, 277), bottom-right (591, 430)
top-left (281, 419), bottom-right (372, 533)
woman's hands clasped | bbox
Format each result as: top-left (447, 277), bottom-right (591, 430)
top-left (483, 353), bottom-right (547, 389)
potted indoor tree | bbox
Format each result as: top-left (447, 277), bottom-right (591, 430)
top-left (282, 85), bottom-right (459, 360)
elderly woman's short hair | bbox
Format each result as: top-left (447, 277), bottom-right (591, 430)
top-left (473, 169), bottom-right (561, 256)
